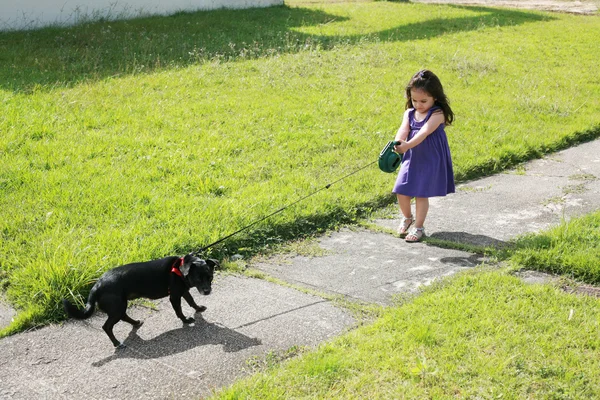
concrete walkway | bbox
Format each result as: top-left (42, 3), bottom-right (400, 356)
top-left (1, 138), bottom-right (599, 399)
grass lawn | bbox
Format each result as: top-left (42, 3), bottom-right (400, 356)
top-left (1, 0), bottom-right (599, 337)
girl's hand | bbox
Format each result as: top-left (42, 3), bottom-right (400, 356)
top-left (394, 140), bottom-right (409, 154)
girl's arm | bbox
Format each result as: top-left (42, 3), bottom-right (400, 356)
top-left (393, 110), bottom-right (411, 153)
top-left (396, 111), bottom-right (444, 153)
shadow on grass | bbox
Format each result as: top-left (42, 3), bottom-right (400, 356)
top-left (183, 193), bottom-right (397, 259)
top-left (0, 4), bottom-right (552, 93)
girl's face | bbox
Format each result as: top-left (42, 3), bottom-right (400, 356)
top-left (410, 89), bottom-right (435, 114)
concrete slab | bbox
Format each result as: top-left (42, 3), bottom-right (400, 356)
top-left (0, 275), bottom-right (354, 400)
top-left (253, 228), bottom-right (484, 305)
top-left (374, 139), bottom-right (600, 247)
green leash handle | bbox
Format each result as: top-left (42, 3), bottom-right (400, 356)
top-left (378, 140), bottom-right (402, 173)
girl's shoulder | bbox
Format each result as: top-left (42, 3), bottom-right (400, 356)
top-left (427, 107), bottom-right (445, 126)
top-left (428, 106), bottom-right (444, 119)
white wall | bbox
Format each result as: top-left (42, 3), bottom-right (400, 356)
top-left (1, 0), bottom-right (283, 31)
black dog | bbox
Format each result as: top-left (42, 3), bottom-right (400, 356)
top-left (62, 254), bottom-right (217, 348)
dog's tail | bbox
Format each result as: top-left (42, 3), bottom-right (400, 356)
top-left (62, 286), bottom-right (98, 320)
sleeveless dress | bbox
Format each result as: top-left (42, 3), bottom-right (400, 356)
top-left (392, 106), bottom-right (455, 198)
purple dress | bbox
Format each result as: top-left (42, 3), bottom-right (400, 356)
top-left (392, 106), bottom-right (455, 198)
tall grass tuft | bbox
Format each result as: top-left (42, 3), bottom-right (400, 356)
top-left (511, 211), bottom-right (600, 283)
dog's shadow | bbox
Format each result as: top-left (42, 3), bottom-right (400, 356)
top-left (92, 314), bottom-right (261, 367)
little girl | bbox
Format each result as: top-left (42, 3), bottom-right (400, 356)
top-left (392, 69), bottom-right (455, 242)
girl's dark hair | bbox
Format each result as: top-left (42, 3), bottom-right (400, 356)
top-left (405, 69), bottom-right (454, 125)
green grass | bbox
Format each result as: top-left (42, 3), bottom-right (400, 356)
top-left (1, 2), bottom-right (600, 333)
top-left (510, 211), bottom-right (600, 284)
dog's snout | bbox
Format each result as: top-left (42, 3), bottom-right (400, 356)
top-left (198, 287), bottom-right (211, 295)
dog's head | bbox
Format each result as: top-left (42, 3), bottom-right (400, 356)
top-left (180, 254), bottom-right (218, 295)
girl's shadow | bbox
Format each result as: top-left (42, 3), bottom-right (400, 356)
top-left (92, 314), bottom-right (261, 367)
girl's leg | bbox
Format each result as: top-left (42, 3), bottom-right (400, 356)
top-left (414, 197), bottom-right (429, 228)
top-left (396, 194), bottom-right (412, 219)
top-left (406, 197), bottom-right (429, 242)
top-left (396, 194), bottom-right (413, 236)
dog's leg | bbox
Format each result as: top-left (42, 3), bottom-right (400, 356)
top-left (98, 295), bottom-right (127, 348)
top-left (182, 291), bottom-right (207, 313)
top-left (121, 312), bottom-right (143, 327)
top-left (102, 316), bottom-right (124, 348)
top-left (170, 295), bottom-right (194, 323)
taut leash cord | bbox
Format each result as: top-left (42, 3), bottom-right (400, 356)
top-left (194, 159), bottom-right (377, 254)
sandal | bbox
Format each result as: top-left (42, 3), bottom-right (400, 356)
top-left (397, 215), bottom-right (414, 238)
top-left (405, 227), bottom-right (425, 243)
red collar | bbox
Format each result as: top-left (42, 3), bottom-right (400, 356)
top-left (171, 257), bottom-right (185, 277)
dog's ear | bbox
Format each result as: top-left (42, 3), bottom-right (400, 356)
top-left (180, 254), bottom-right (198, 276)
top-left (180, 260), bottom-right (191, 277)
top-left (206, 259), bottom-right (220, 271)
top-left (183, 253), bottom-right (196, 263)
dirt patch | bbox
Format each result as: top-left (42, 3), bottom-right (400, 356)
top-left (0, 298), bottom-right (16, 330)
top-left (295, 0), bottom-right (598, 14)
top-left (518, 270), bottom-right (600, 299)
top-left (564, 284), bottom-right (600, 298)
top-left (413, 0), bottom-right (598, 14)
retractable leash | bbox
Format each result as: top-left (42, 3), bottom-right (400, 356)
top-left (192, 142), bottom-right (402, 256)
top-left (378, 141), bottom-right (402, 173)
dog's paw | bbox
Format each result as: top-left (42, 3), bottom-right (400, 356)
top-left (115, 342), bottom-right (127, 350)
top-left (195, 306), bottom-right (207, 313)
top-left (183, 317), bottom-right (195, 324)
